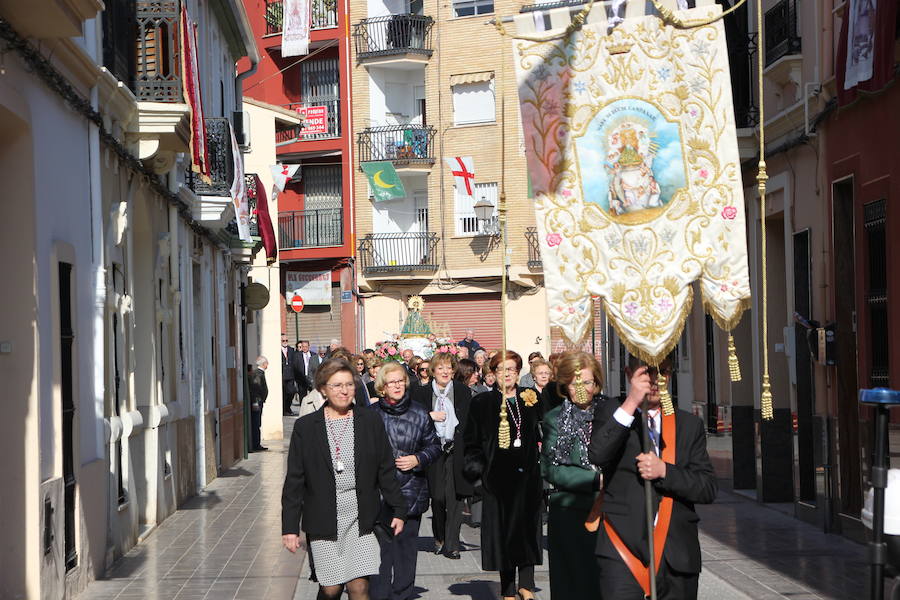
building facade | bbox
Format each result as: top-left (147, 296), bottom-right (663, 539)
top-left (0, 0), bottom-right (259, 597)
top-left (242, 0), bottom-right (359, 353)
top-left (350, 0), bottom-right (551, 356)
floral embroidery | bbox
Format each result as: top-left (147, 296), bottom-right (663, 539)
top-left (573, 81), bottom-right (587, 93)
top-left (521, 389), bottom-right (538, 407)
top-left (624, 301), bottom-right (640, 318)
top-left (546, 233), bottom-right (563, 247)
top-left (698, 168), bottom-right (709, 179)
top-left (721, 206), bottom-right (737, 220)
top-left (656, 298), bottom-right (674, 314)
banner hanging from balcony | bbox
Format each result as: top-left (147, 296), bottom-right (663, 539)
top-left (512, 1), bottom-right (750, 362)
top-left (180, 5), bottom-right (210, 182)
top-left (230, 124), bottom-right (251, 242)
top-left (271, 163), bottom-right (301, 192)
top-left (253, 175), bottom-right (278, 264)
top-left (362, 161), bottom-right (407, 202)
top-left (283, 0), bottom-right (312, 57)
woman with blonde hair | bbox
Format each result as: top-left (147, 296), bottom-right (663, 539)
top-left (541, 351), bottom-right (606, 598)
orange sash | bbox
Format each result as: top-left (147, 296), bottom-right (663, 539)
top-left (602, 411), bottom-right (676, 597)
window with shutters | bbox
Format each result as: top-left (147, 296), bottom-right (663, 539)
top-left (455, 182), bottom-right (497, 236)
top-left (864, 199), bottom-right (889, 387)
top-left (451, 79), bottom-right (495, 125)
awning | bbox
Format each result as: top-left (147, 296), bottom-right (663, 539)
top-left (450, 71), bottom-right (494, 86)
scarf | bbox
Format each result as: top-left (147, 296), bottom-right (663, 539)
top-left (378, 392), bottom-right (411, 416)
top-left (549, 398), bottom-right (596, 468)
top-left (432, 380), bottom-right (458, 444)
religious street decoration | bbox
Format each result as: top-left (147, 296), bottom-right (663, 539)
top-left (445, 156), bottom-right (476, 197)
top-left (229, 123), bottom-right (251, 242)
top-left (180, 5), bottom-right (210, 182)
top-left (513, 1), bottom-right (751, 371)
top-left (282, 0), bottom-right (312, 57)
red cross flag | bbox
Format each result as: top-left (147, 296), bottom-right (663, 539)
top-left (445, 156), bottom-right (476, 197)
top-left (270, 163), bottom-right (301, 193)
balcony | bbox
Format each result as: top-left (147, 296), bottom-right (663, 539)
top-left (358, 232), bottom-right (438, 274)
top-left (353, 15), bottom-right (434, 65)
top-left (729, 31), bottom-right (759, 129)
top-left (357, 125), bottom-right (436, 169)
top-left (278, 208), bottom-right (344, 249)
top-left (525, 227), bottom-right (542, 270)
top-left (275, 99), bottom-right (341, 144)
top-left (764, 0), bottom-right (800, 67)
top-left (186, 118), bottom-right (234, 196)
top-left (136, 0), bottom-right (182, 102)
top-left (265, 0), bottom-right (338, 35)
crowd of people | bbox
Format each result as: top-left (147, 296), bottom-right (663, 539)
top-left (263, 331), bottom-right (717, 600)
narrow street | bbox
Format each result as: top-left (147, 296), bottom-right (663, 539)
top-left (74, 417), bottom-right (871, 600)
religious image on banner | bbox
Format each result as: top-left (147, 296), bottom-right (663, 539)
top-left (844, 0), bottom-right (876, 89)
top-left (282, 0), bottom-right (312, 57)
top-left (513, 2), bottom-right (751, 361)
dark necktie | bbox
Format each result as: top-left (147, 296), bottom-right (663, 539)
top-left (648, 414), bottom-right (660, 456)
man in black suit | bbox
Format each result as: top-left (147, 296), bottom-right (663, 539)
top-left (248, 357), bottom-right (269, 451)
top-left (294, 339), bottom-right (319, 397)
top-left (588, 354), bottom-right (717, 600)
top-left (280, 334), bottom-right (298, 416)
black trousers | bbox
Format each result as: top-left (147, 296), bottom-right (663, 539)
top-left (597, 554), bottom-right (699, 600)
top-left (251, 406), bottom-right (262, 449)
top-left (283, 379), bottom-right (296, 413)
top-left (499, 565), bottom-right (535, 596)
top-left (371, 515), bottom-right (421, 600)
top-left (428, 452), bottom-right (463, 552)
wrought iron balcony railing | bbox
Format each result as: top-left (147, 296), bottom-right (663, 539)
top-left (357, 125), bottom-right (436, 166)
top-left (265, 0), bottom-right (338, 35)
top-left (278, 208), bottom-right (344, 249)
top-left (729, 31), bottom-right (759, 128)
top-left (764, 0), bottom-right (801, 66)
top-left (525, 227), bottom-right (542, 269)
top-left (136, 0), bottom-right (182, 102)
top-left (354, 15), bottom-right (434, 59)
top-left (276, 99), bottom-right (342, 144)
top-left (186, 118), bottom-right (234, 196)
top-left (358, 232), bottom-right (438, 274)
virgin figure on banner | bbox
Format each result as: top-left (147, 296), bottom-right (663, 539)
top-left (577, 99), bottom-right (687, 223)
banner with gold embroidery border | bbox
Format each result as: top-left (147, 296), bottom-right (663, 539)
top-left (513, 0), bottom-right (751, 363)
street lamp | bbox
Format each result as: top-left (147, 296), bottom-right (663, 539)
top-left (473, 195), bottom-right (496, 235)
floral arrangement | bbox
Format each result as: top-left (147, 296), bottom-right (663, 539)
top-left (434, 338), bottom-right (460, 355)
top-left (374, 339), bottom-right (403, 362)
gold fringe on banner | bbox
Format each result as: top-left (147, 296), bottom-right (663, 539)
top-left (728, 333), bottom-right (742, 382)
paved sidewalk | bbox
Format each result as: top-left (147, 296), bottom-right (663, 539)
top-left (76, 413), bottom-right (876, 600)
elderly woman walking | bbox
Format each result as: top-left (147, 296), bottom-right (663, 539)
top-left (541, 351), bottom-right (605, 598)
top-left (464, 351), bottom-right (543, 600)
top-left (411, 351), bottom-right (473, 559)
top-left (370, 362), bottom-right (442, 600)
top-left (282, 358), bottom-right (407, 600)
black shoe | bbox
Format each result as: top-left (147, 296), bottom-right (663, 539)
top-left (251, 446), bottom-right (268, 452)
top-left (283, 411), bottom-right (298, 416)
top-left (434, 541), bottom-right (444, 555)
top-left (445, 550), bottom-right (461, 559)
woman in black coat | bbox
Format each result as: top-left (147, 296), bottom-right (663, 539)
top-left (370, 362), bottom-right (442, 600)
top-left (282, 359), bottom-right (407, 600)
top-left (464, 350), bottom-right (543, 600)
top-left (410, 351), bottom-right (473, 559)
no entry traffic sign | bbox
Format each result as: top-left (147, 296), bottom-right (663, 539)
top-left (290, 294), bottom-right (304, 313)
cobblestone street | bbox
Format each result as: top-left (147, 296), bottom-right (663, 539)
top-left (73, 417), bottom-right (877, 600)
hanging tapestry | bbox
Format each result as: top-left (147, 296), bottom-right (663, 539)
top-left (513, 1), bottom-right (750, 362)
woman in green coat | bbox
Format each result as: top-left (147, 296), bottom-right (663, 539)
top-left (541, 350), bottom-right (606, 598)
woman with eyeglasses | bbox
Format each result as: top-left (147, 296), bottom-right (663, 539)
top-left (282, 358), bottom-right (407, 600)
top-left (369, 362), bottom-right (442, 600)
top-left (540, 351), bottom-right (605, 598)
top-left (463, 351), bottom-right (543, 600)
top-left (410, 352), bottom-right (473, 559)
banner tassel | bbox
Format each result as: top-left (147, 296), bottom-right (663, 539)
top-left (498, 400), bottom-right (511, 449)
top-left (728, 333), bottom-right (742, 382)
top-left (658, 371), bottom-right (675, 416)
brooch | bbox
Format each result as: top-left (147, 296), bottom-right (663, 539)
top-left (520, 389), bottom-right (538, 407)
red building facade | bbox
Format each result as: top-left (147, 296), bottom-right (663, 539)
top-left (242, 0), bottom-right (358, 350)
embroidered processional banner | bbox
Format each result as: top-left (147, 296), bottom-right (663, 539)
top-left (514, 1), bottom-right (750, 362)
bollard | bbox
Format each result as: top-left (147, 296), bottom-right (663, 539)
top-left (859, 387), bottom-right (900, 600)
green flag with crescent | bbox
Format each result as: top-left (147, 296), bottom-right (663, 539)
top-left (361, 161), bottom-right (406, 202)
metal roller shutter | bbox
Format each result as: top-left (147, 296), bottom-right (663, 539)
top-left (286, 284), bottom-right (342, 352)
top-left (422, 293), bottom-right (503, 352)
